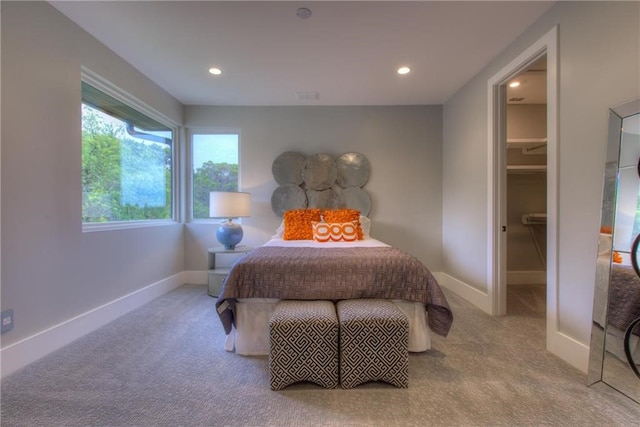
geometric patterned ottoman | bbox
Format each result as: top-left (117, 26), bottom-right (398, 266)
top-left (269, 300), bottom-right (339, 390)
top-left (336, 299), bottom-right (409, 389)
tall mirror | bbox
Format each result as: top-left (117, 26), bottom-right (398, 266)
top-left (588, 98), bottom-right (640, 403)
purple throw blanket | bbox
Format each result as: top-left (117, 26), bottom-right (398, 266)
top-left (609, 264), bottom-right (640, 333)
top-left (215, 246), bottom-right (453, 337)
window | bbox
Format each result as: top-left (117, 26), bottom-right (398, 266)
top-left (191, 132), bottom-right (239, 219)
top-left (81, 81), bottom-right (174, 225)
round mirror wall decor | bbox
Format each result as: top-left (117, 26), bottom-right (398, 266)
top-left (307, 188), bottom-right (344, 209)
top-left (342, 187), bottom-right (371, 216)
top-left (270, 151), bottom-right (372, 217)
top-left (271, 183), bottom-right (307, 217)
top-left (272, 152), bottom-right (305, 185)
top-left (336, 152), bottom-right (370, 188)
top-left (302, 153), bottom-right (338, 190)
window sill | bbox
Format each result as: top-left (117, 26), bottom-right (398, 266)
top-left (82, 219), bottom-right (178, 233)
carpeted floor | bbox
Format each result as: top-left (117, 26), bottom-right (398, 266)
top-left (1, 284), bottom-right (638, 426)
top-left (507, 284), bottom-right (546, 318)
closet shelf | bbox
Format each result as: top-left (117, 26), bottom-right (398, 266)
top-left (507, 138), bottom-right (548, 155)
top-left (506, 137), bottom-right (547, 146)
top-left (507, 165), bottom-right (547, 173)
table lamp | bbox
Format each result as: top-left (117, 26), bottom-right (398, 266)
top-left (209, 191), bottom-right (251, 250)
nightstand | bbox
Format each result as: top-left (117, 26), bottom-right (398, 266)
top-left (207, 246), bottom-right (252, 297)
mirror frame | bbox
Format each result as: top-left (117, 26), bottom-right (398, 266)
top-left (588, 97), bottom-right (640, 403)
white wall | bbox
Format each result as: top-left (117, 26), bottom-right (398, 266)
top-left (183, 106), bottom-right (444, 272)
top-left (443, 1), bottom-right (640, 371)
top-left (1, 2), bottom-right (185, 374)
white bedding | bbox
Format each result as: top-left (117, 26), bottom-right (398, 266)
top-left (224, 237), bottom-right (432, 355)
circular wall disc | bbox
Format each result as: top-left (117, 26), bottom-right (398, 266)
top-left (336, 152), bottom-right (370, 188)
top-left (343, 187), bottom-right (371, 216)
top-left (306, 188), bottom-right (344, 209)
top-left (302, 153), bottom-right (337, 190)
top-left (272, 152), bottom-right (305, 185)
top-left (271, 184), bottom-right (307, 217)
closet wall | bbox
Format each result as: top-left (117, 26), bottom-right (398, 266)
top-left (506, 104), bottom-right (547, 284)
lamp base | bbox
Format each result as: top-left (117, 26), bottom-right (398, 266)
top-left (217, 220), bottom-right (243, 250)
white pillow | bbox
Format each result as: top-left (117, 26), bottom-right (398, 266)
top-left (272, 220), bottom-right (285, 238)
top-left (360, 215), bottom-right (371, 238)
top-left (598, 233), bottom-right (612, 257)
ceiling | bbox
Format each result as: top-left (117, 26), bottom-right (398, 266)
top-left (51, 1), bottom-right (555, 106)
top-left (507, 55), bottom-right (547, 104)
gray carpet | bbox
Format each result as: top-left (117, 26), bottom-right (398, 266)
top-left (507, 284), bottom-right (546, 318)
top-left (2, 284), bottom-right (638, 426)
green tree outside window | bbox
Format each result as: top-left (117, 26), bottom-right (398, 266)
top-left (82, 104), bottom-right (173, 223)
top-left (191, 133), bottom-right (239, 219)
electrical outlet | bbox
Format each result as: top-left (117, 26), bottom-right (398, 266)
top-left (1, 310), bottom-right (14, 333)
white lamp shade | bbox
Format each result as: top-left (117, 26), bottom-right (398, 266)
top-left (209, 191), bottom-right (251, 219)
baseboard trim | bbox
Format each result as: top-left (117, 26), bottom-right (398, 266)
top-left (0, 273), bottom-right (185, 379)
top-left (436, 273), bottom-right (589, 373)
top-left (548, 325), bottom-right (590, 373)
top-left (507, 270), bottom-right (546, 285)
top-left (1, 270), bottom-right (590, 377)
top-left (437, 272), bottom-right (492, 314)
top-left (182, 270), bottom-right (207, 286)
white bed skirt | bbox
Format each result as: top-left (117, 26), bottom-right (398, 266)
top-left (224, 298), bottom-right (432, 355)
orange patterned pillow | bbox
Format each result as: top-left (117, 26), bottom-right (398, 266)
top-left (322, 209), bottom-right (363, 239)
top-left (283, 209), bottom-right (322, 240)
top-left (312, 221), bottom-right (359, 242)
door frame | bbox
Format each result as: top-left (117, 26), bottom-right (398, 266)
top-left (487, 26), bottom-right (558, 343)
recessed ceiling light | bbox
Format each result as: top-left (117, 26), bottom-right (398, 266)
top-left (397, 66), bottom-right (411, 75)
top-left (208, 67), bottom-right (223, 76)
top-left (509, 81), bottom-right (520, 88)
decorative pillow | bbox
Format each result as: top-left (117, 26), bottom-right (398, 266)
top-left (359, 215), bottom-right (371, 238)
top-left (312, 221), bottom-right (359, 242)
top-left (613, 251), bottom-right (623, 264)
top-left (600, 226), bottom-right (612, 234)
top-left (283, 209), bottom-right (322, 240)
top-left (323, 209), bottom-right (363, 239)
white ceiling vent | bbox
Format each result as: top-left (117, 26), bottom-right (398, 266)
top-left (295, 90), bottom-right (320, 101)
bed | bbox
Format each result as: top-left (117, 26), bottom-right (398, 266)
top-left (606, 263), bottom-right (640, 361)
top-left (594, 250), bottom-right (640, 362)
top-left (215, 235), bottom-right (453, 355)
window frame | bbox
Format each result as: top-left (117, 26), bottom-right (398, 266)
top-left (81, 68), bottom-right (181, 232)
top-left (187, 128), bottom-right (242, 223)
